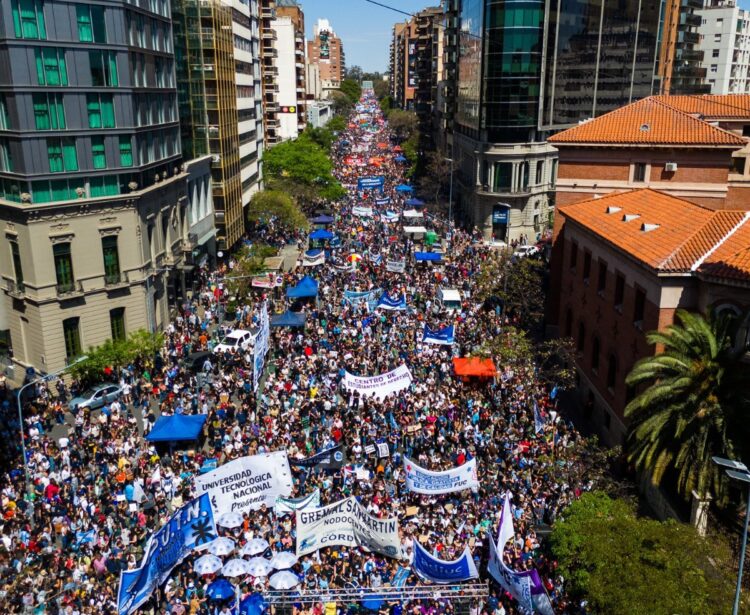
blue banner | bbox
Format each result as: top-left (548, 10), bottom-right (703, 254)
top-left (392, 566), bottom-right (410, 588)
top-left (377, 292), bottom-right (407, 311)
top-left (422, 324), bottom-right (454, 345)
top-left (357, 176), bottom-right (385, 192)
top-left (412, 541), bottom-right (479, 584)
top-left (375, 197), bottom-right (391, 205)
top-left (117, 494), bottom-right (217, 615)
top-left (344, 288), bottom-right (381, 311)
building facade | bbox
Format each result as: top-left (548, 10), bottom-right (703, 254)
top-left (259, 0), bottom-right (280, 145)
top-left (0, 0), bottom-right (212, 373)
top-left (697, 0), bottom-right (750, 95)
top-left (307, 19), bottom-right (344, 97)
top-left (658, 0), bottom-right (711, 94)
top-left (275, 1), bottom-right (307, 136)
top-left (389, 22), bottom-right (414, 110)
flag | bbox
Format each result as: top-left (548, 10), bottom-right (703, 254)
top-left (371, 253), bottom-right (383, 266)
top-left (377, 291), bottom-right (407, 310)
top-left (73, 529), bottom-right (96, 549)
top-left (422, 324), bottom-right (454, 345)
top-left (497, 493), bottom-right (514, 550)
top-left (132, 481), bottom-right (146, 504)
top-left (533, 400), bottom-right (545, 435)
top-left (386, 259), bottom-right (406, 273)
top-left (550, 386), bottom-right (558, 400)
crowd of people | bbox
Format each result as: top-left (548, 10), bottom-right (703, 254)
top-left (0, 93), bottom-right (600, 614)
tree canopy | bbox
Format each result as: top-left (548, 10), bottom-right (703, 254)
top-left (550, 491), bottom-right (739, 615)
top-left (223, 242), bottom-right (278, 300)
top-left (338, 79), bottom-right (362, 104)
top-left (69, 329), bottom-right (164, 383)
top-left (246, 190), bottom-right (307, 231)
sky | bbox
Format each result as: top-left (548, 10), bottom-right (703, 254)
top-left (299, 0), bottom-right (436, 73)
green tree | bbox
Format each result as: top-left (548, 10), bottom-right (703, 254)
top-left (329, 90), bottom-right (354, 116)
top-left (379, 96), bottom-right (393, 114)
top-left (550, 491), bottom-right (740, 615)
top-left (418, 151), bottom-right (450, 206)
top-left (346, 65), bottom-right (363, 83)
top-left (373, 79), bottom-right (390, 100)
top-left (70, 329), bottom-right (164, 383)
top-left (624, 309), bottom-right (750, 500)
top-left (223, 243), bottom-right (277, 299)
top-left (339, 78), bottom-right (362, 103)
top-left (247, 190), bottom-right (308, 231)
top-left (388, 109), bottom-right (418, 141)
top-left (327, 115), bottom-right (346, 133)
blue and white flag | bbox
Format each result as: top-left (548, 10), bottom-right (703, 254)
top-left (117, 494), bottom-right (217, 615)
top-left (392, 566), bottom-right (410, 587)
top-left (519, 569), bottom-right (556, 615)
top-left (353, 206), bottom-right (374, 217)
top-left (302, 250), bottom-right (325, 267)
top-left (377, 291), bottom-right (407, 311)
top-left (422, 324), bottom-right (454, 345)
top-left (383, 211), bottom-right (399, 222)
top-left (386, 259), bottom-right (406, 273)
top-left (343, 288), bottom-right (381, 312)
top-left (253, 302), bottom-right (270, 392)
top-left (488, 534), bottom-right (534, 613)
top-left (73, 529), bottom-right (96, 549)
top-left (412, 541), bottom-right (479, 584)
top-left (274, 489), bottom-right (321, 516)
top-left (533, 400), bottom-right (545, 435)
top-left (404, 457), bottom-right (479, 494)
top-left (370, 253), bottom-right (383, 266)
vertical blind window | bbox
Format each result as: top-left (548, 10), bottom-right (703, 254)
top-left (90, 51), bottom-right (118, 87)
top-left (86, 94), bottom-right (115, 128)
top-left (119, 136), bottom-right (133, 167)
top-left (62, 317), bottom-right (81, 360)
top-left (12, 0), bottom-right (46, 39)
top-left (54, 243), bottom-right (74, 291)
top-left (0, 141), bottom-right (12, 173)
top-left (47, 138), bottom-right (77, 173)
top-left (102, 236), bottom-right (120, 283)
top-left (33, 93), bottom-right (65, 130)
top-left (92, 136), bottom-right (106, 169)
top-left (35, 48), bottom-right (67, 86)
top-left (76, 4), bottom-right (105, 43)
top-left (0, 96), bottom-right (9, 130)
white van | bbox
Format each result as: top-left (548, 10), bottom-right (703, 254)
top-left (437, 288), bottom-right (462, 312)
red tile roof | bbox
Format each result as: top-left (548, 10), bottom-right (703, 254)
top-left (654, 94), bottom-right (750, 119)
top-left (549, 97), bottom-right (745, 146)
top-left (560, 189), bottom-right (749, 271)
top-left (699, 218), bottom-right (750, 282)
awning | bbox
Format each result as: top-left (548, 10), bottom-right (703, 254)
top-left (452, 357), bottom-right (497, 378)
top-left (146, 414), bottom-right (207, 442)
top-left (395, 184), bottom-right (414, 193)
top-left (309, 229), bottom-right (334, 240)
top-left (311, 214), bottom-right (334, 224)
top-left (271, 310), bottom-right (307, 328)
top-left (405, 198), bottom-right (424, 207)
top-left (286, 275), bottom-right (318, 298)
top-left (414, 251), bottom-right (442, 262)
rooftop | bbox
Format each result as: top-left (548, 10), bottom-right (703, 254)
top-left (549, 96), bottom-right (746, 147)
top-left (653, 94), bottom-right (750, 120)
top-left (560, 189), bottom-right (750, 272)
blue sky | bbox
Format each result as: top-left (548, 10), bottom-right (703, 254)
top-left (300, 0), bottom-right (437, 73)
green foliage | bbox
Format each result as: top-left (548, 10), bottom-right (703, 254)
top-left (625, 309), bottom-right (750, 501)
top-left (387, 109), bottom-right (418, 141)
top-left (379, 96), bottom-right (393, 113)
top-left (339, 79), bottom-right (362, 104)
top-left (550, 492), bottom-right (740, 615)
top-left (223, 243), bottom-right (277, 299)
top-left (372, 79), bottom-right (390, 100)
top-left (327, 115), bottom-right (346, 133)
top-left (70, 329), bottom-right (164, 383)
top-left (247, 190), bottom-right (308, 231)
top-left (329, 90), bottom-right (354, 116)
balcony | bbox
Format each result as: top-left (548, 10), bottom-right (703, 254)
top-left (104, 270), bottom-right (130, 289)
top-left (262, 30), bottom-right (277, 41)
top-left (5, 279), bottom-right (24, 298)
top-left (56, 280), bottom-right (84, 298)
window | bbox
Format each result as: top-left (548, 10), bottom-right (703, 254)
top-left (11, 0), bottom-right (46, 39)
top-left (633, 162), bottom-right (647, 182)
top-left (607, 354), bottom-right (618, 391)
top-left (53, 242), bottom-right (74, 292)
top-left (119, 136), bottom-right (133, 167)
top-left (33, 93), bottom-right (65, 130)
top-left (102, 235), bottom-right (120, 284)
top-left (577, 322), bottom-right (585, 352)
top-left (715, 33), bottom-right (722, 42)
top-left (536, 161), bottom-right (544, 185)
top-left (583, 250), bottom-right (592, 282)
top-left (76, 3), bottom-right (105, 43)
top-left (87, 94), bottom-right (115, 128)
top-left (0, 140), bottom-right (12, 173)
top-left (614, 273), bottom-right (625, 310)
top-left (35, 48), bottom-right (67, 86)
top-left (110, 308), bottom-right (125, 341)
top-left (713, 49), bottom-right (720, 58)
top-left (597, 259), bottom-right (607, 294)
top-left (90, 51), bottom-right (118, 86)
top-left (591, 336), bottom-right (600, 372)
top-left (10, 240), bottom-right (24, 291)
top-left (569, 240), bottom-right (578, 270)
top-left (62, 317), bottom-right (82, 361)
top-left (634, 287), bottom-right (646, 325)
top-left (710, 64), bottom-right (718, 73)
top-left (493, 162), bottom-right (512, 192)
top-left (0, 95), bottom-right (9, 130)
top-left (47, 138), bottom-right (77, 173)
top-left (717, 17), bottom-right (724, 26)
top-left (92, 136), bottom-right (106, 169)
top-left (551, 159), bottom-right (558, 187)
top-left (519, 161), bottom-right (529, 191)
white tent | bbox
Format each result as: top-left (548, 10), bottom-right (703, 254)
top-left (403, 226), bottom-right (428, 235)
top-left (402, 210), bottom-right (424, 218)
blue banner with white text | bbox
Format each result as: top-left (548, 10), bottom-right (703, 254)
top-left (412, 541), bottom-right (479, 584)
top-left (423, 324), bottom-right (454, 345)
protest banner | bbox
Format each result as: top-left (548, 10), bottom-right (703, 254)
top-left (295, 497), bottom-right (400, 558)
top-left (352, 206), bottom-right (374, 217)
top-left (403, 457), bottom-right (479, 494)
top-left (342, 364), bottom-right (413, 400)
top-left (274, 489), bottom-right (321, 516)
top-left (411, 541), bottom-right (479, 584)
top-left (488, 533), bottom-right (533, 612)
top-left (253, 302), bottom-right (270, 392)
top-left (357, 176), bottom-right (385, 192)
top-left (302, 250), bottom-right (325, 267)
top-left (422, 324), bottom-right (455, 345)
top-left (196, 451), bottom-right (292, 515)
top-left (117, 494), bottom-right (217, 615)
top-left (377, 292), bottom-right (407, 311)
top-left (288, 445), bottom-right (346, 470)
top-left (386, 259), bottom-right (406, 273)
top-left (343, 288), bottom-right (381, 311)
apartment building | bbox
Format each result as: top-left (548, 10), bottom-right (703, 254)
top-left (307, 18), bottom-right (344, 97)
top-left (697, 0), bottom-right (750, 94)
top-left (276, 0), bottom-right (307, 136)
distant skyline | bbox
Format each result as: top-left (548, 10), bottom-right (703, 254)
top-left (299, 0), bottom-right (437, 73)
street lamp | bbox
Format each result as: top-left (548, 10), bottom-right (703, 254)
top-left (714, 455), bottom-right (750, 615)
top-left (17, 355), bottom-right (88, 523)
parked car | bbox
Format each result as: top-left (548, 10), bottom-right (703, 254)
top-left (513, 245), bottom-right (540, 259)
top-left (182, 351), bottom-right (213, 373)
top-left (68, 383), bottom-right (123, 411)
top-left (484, 239), bottom-right (508, 250)
top-left (213, 329), bottom-right (258, 354)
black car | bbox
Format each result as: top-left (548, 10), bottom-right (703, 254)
top-left (182, 351), bottom-right (213, 373)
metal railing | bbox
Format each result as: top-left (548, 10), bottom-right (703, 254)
top-left (263, 583), bottom-right (489, 605)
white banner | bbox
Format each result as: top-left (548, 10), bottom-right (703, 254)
top-left (342, 364), bottom-right (412, 400)
top-left (296, 497), bottom-right (401, 559)
top-left (386, 259), bottom-right (406, 273)
top-left (302, 251), bottom-right (325, 267)
top-left (274, 489), bottom-right (321, 516)
top-left (196, 452), bottom-right (293, 515)
top-left (253, 301), bottom-right (270, 392)
top-left (403, 457), bottom-right (479, 494)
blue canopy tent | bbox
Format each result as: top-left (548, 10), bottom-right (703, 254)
top-left (309, 229), bottom-right (334, 240)
top-left (405, 198), bottom-right (425, 207)
top-left (310, 214), bottom-right (334, 224)
top-left (145, 414), bottom-right (207, 442)
top-left (394, 155), bottom-right (407, 163)
top-left (395, 184), bottom-right (414, 193)
top-left (414, 252), bottom-right (442, 262)
top-left (286, 276), bottom-right (319, 298)
top-left (270, 310), bottom-right (307, 328)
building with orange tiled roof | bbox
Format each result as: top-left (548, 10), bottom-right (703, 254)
top-left (547, 188), bottom-right (750, 445)
top-left (549, 95), bottom-right (750, 210)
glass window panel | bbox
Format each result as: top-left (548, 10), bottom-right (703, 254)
top-left (31, 180), bottom-right (51, 202)
top-left (62, 317), bottom-right (81, 359)
top-left (107, 53), bottom-right (119, 86)
top-left (87, 94), bottom-right (101, 128)
top-left (119, 136), bottom-right (133, 167)
top-left (76, 4), bottom-right (92, 42)
top-left (101, 95), bottom-right (115, 127)
top-left (90, 51), bottom-right (104, 86)
top-left (102, 235), bottom-right (120, 282)
top-left (33, 94), bottom-right (50, 130)
top-left (47, 139), bottom-right (63, 172)
top-left (62, 138), bottom-right (78, 171)
top-left (92, 136), bottom-right (106, 169)
top-left (54, 243), bottom-right (74, 291)
top-left (10, 241), bottom-right (24, 290)
top-left (110, 308), bottom-right (125, 341)
top-left (91, 5), bottom-right (106, 43)
top-left (50, 179), bottom-right (74, 200)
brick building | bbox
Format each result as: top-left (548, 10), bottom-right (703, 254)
top-left (549, 95), bottom-right (750, 210)
top-left (307, 19), bottom-right (344, 98)
top-left (549, 188), bottom-right (750, 444)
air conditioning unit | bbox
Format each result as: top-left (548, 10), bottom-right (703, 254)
top-left (664, 162), bottom-right (678, 172)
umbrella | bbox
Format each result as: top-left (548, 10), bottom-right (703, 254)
top-left (395, 184), bottom-right (414, 193)
top-left (240, 593), bottom-right (269, 615)
top-left (347, 253), bottom-right (362, 263)
top-left (268, 571), bottom-right (300, 590)
top-left (206, 537), bottom-right (236, 557)
top-left (206, 578), bottom-right (236, 601)
top-left (247, 556), bottom-right (273, 577)
top-left (394, 155), bottom-right (407, 163)
top-left (242, 538), bottom-right (269, 556)
top-left (194, 554), bottom-right (223, 575)
top-left (222, 558), bottom-right (253, 578)
top-left (269, 551), bottom-right (298, 570)
top-left (217, 511), bottom-right (244, 529)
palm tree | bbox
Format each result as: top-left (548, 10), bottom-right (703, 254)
top-left (624, 309), bottom-right (749, 500)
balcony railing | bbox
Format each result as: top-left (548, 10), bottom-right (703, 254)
top-left (104, 270), bottom-right (130, 288)
top-left (56, 280), bottom-right (84, 297)
top-left (5, 279), bottom-right (24, 298)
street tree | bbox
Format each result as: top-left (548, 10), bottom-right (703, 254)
top-left (625, 309), bottom-right (750, 501)
top-left (418, 151), bottom-right (451, 205)
top-left (346, 65), bottom-right (363, 83)
top-left (339, 79), bottom-right (362, 104)
top-left (223, 243), bottom-right (277, 300)
top-left (387, 109), bottom-right (418, 141)
top-left (373, 79), bottom-right (390, 100)
top-left (329, 90), bottom-right (354, 116)
top-left (70, 329), bottom-right (164, 383)
top-left (247, 190), bottom-right (308, 231)
top-left (550, 491), bottom-right (739, 615)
